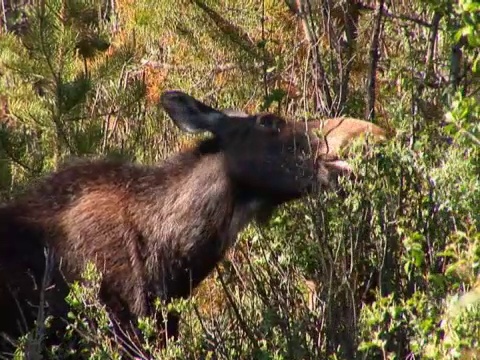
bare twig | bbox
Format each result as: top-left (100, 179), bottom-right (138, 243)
top-left (450, 36), bottom-right (467, 90)
top-left (425, 12), bottom-right (442, 79)
top-left (448, 122), bottom-right (480, 146)
top-left (1, 0), bottom-right (8, 32)
top-left (191, 0), bottom-right (272, 64)
top-left (295, 0), bottom-right (333, 116)
top-left (23, 248), bottom-right (56, 360)
top-left (412, 11), bottom-right (443, 126)
top-left (215, 265), bottom-right (259, 350)
top-left (139, 60), bottom-right (261, 73)
top-left (339, 0), bottom-right (360, 109)
top-left (261, 0), bottom-right (268, 101)
top-left (0, 135), bottom-right (37, 173)
top-left (365, 0), bottom-right (385, 121)
top-left (358, 1), bottom-right (432, 28)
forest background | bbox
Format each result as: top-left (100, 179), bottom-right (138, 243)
top-left (0, 0), bottom-right (479, 359)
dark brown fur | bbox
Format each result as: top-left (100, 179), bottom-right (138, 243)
top-left (0, 91), bottom-right (359, 354)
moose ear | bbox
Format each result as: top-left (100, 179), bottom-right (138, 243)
top-left (160, 91), bottom-right (225, 134)
top-left (223, 108), bottom-right (249, 118)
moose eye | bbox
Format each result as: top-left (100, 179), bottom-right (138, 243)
top-left (255, 113), bottom-right (286, 132)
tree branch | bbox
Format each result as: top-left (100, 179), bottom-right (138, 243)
top-left (450, 36), bottom-right (467, 90)
top-left (296, 0), bottom-right (333, 116)
top-left (365, 0), bottom-right (385, 121)
top-left (191, 0), bottom-right (273, 64)
top-left (358, 2), bottom-right (432, 28)
top-left (339, 0), bottom-right (360, 110)
top-left (425, 12), bottom-right (442, 79)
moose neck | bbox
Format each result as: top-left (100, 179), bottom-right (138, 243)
top-left (140, 139), bottom-right (282, 252)
top-left (137, 138), bottom-right (292, 297)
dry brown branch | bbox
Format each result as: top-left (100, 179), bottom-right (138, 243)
top-left (412, 11), bottom-right (443, 125)
top-left (215, 265), bottom-right (260, 351)
top-left (425, 12), bottom-right (442, 79)
top-left (339, 0), bottom-right (360, 110)
top-left (191, 0), bottom-right (272, 64)
top-left (358, 1), bottom-right (432, 27)
top-left (450, 36), bottom-right (467, 90)
top-left (296, 0), bottom-right (333, 116)
top-left (23, 249), bottom-right (56, 360)
top-left (1, 0), bottom-right (8, 32)
top-left (365, 0), bottom-right (385, 121)
top-left (0, 136), bottom-right (37, 174)
top-left (139, 60), bottom-right (261, 73)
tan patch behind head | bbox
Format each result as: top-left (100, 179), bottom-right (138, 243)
top-left (309, 117), bottom-right (389, 158)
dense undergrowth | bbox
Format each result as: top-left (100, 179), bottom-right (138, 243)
top-left (1, 0), bottom-right (479, 359)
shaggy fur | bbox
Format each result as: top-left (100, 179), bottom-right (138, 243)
top-left (0, 91), bottom-right (356, 353)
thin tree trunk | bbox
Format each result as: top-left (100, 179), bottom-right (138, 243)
top-left (339, 0), bottom-right (360, 110)
top-left (365, 0), bottom-right (385, 121)
top-left (425, 11), bottom-right (442, 79)
top-left (296, 0), bottom-right (333, 117)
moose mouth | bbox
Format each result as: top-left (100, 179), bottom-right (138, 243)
top-left (312, 151), bottom-right (354, 191)
top-left (322, 156), bottom-right (353, 173)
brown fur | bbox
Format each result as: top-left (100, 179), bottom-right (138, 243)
top-left (0, 91), bottom-right (386, 353)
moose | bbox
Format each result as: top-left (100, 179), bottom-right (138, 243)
top-left (0, 90), bottom-right (386, 353)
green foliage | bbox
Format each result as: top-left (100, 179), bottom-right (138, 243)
top-left (1, 0), bottom-right (480, 359)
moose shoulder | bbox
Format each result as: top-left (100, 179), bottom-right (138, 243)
top-left (0, 91), bottom-right (386, 352)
